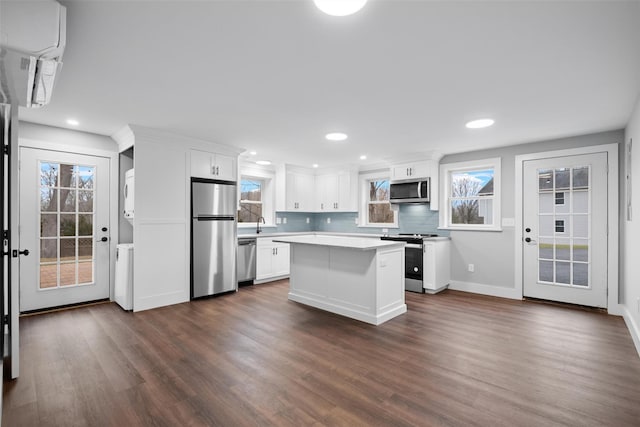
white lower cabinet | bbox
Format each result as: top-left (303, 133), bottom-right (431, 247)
top-left (423, 239), bottom-right (451, 293)
top-left (256, 238), bottom-right (290, 282)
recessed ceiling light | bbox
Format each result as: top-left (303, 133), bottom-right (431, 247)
top-left (325, 132), bottom-right (348, 141)
top-left (249, 151), bottom-right (257, 156)
top-left (465, 118), bottom-right (495, 129)
top-left (359, 155), bottom-right (367, 160)
top-left (314, 0), bottom-right (368, 16)
top-left (256, 160), bottom-right (271, 166)
top-left (66, 119), bottom-right (79, 126)
top-left (313, 164), bottom-right (319, 168)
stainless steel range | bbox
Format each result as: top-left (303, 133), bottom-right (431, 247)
top-left (380, 233), bottom-right (439, 293)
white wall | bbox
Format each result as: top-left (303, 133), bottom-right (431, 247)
top-left (622, 95), bottom-right (640, 354)
top-left (440, 130), bottom-right (623, 299)
top-left (121, 126), bottom-right (242, 312)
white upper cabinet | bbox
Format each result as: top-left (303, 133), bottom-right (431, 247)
top-left (190, 149), bottom-right (237, 181)
top-left (276, 166), bottom-right (315, 212)
top-left (390, 159), bottom-right (439, 211)
top-left (315, 170), bottom-right (358, 212)
top-left (391, 160), bottom-right (433, 181)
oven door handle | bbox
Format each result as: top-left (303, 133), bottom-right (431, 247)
top-left (405, 243), bottom-right (423, 249)
top-left (417, 182), bottom-right (422, 199)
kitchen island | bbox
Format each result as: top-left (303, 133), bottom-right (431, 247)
top-left (272, 235), bottom-right (406, 325)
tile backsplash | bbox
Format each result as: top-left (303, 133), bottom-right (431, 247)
top-left (238, 204), bottom-right (448, 236)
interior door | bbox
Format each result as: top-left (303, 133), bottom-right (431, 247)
top-left (523, 152), bottom-right (607, 308)
top-left (19, 148), bottom-right (110, 312)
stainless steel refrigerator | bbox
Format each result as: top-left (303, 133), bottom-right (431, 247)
top-left (191, 178), bottom-right (237, 298)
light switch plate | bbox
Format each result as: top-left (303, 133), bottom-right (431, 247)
top-left (276, 217), bottom-right (282, 224)
top-left (306, 217), bottom-right (310, 224)
top-left (327, 218), bottom-right (331, 224)
top-left (283, 217), bottom-right (287, 224)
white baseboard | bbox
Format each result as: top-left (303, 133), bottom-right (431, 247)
top-left (448, 280), bottom-right (522, 300)
top-left (622, 306), bottom-right (640, 359)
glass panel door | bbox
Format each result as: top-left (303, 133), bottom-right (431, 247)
top-left (39, 162), bottom-right (96, 289)
top-left (536, 166), bottom-right (590, 288)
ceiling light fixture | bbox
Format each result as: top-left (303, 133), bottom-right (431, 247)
top-left (313, 164), bottom-right (319, 168)
top-left (465, 118), bottom-right (495, 129)
top-left (325, 132), bottom-right (348, 141)
top-left (313, 0), bottom-right (368, 16)
top-left (66, 119), bottom-right (79, 126)
top-left (249, 151), bottom-right (257, 156)
top-left (256, 160), bottom-right (271, 166)
top-left (359, 155), bottom-right (367, 160)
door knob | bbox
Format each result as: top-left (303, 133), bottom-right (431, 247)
top-left (12, 249), bottom-right (29, 257)
top-left (101, 227), bottom-right (108, 232)
top-left (100, 237), bottom-right (108, 242)
top-left (525, 237), bottom-right (531, 242)
top-left (525, 228), bottom-right (531, 233)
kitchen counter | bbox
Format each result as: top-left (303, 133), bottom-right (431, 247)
top-left (280, 235), bottom-right (406, 325)
top-left (272, 234), bottom-right (405, 250)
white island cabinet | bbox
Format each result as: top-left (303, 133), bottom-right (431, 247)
top-left (273, 235), bottom-right (406, 325)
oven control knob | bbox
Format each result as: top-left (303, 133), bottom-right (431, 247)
top-left (414, 267), bottom-right (419, 272)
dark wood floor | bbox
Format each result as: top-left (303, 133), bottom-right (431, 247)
top-left (4, 280), bottom-right (640, 426)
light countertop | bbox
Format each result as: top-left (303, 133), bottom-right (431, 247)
top-left (272, 234), bottom-right (405, 250)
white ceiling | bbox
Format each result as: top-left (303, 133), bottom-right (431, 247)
top-left (18, 0), bottom-right (640, 168)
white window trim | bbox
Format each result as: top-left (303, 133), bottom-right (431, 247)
top-left (439, 157), bottom-right (502, 231)
top-left (358, 170), bottom-right (398, 228)
top-left (238, 167), bottom-right (275, 227)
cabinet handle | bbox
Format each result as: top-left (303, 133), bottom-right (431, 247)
top-left (406, 167), bottom-right (409, 176)
top-left (321, 203), bottom-right (324, 210)
top-left (275, 248), bottom-right (278, 255)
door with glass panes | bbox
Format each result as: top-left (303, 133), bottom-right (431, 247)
top-left (19, 148), bottom-right (110, 312)
top-left (523, 153), bottom-right (607, 308)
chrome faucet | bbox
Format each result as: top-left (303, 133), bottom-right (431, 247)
top-left (256, 216), bottom-right (265, 234)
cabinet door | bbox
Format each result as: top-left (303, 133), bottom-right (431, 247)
top-left (214, 153), bottom-right (236, 181)
top-left (285, 172), bottom-right (299, 210)
top-left (298, 173), bottom-right (315, 211)
top-left (316, 174), bottom-right (337, 211)
top-left (391, 164), bottom-right (411, 181)
top-left (423, 242), bottom-right (436, 290)
top-left (336, 172), bottom-right (354, 211)
top-left (273, 244), bottom-right (290, 277)
top-left (190, 150), bottom-right (213, 178)
top-left (256, 245), bottom-right (275, 280)
top-left (410, 162), bottom-right (431, 179)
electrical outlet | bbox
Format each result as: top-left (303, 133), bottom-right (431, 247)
top-left (355, 217), bottom-right (359, 224)
top-left (306, 217), bottom-right (310, 224)
top-left (276, 217), bottom-right (282, 224)
top-left (283, 217), bottom-right (287, 224)
top-left (382, 228), bottom-right (389, 233)
top-left (327, 218), bottom-right (331, 224)
top-left (468, 264), bottom-right (475, 272)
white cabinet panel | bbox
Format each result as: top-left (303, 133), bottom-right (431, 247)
top-left (256, 238), bottom-right (290, 282)
top-left (190, 149), bottom-right (237, 181)
top-left (423, 239), bottom-right (450, 292)
top-left (391, 161), bottom-right (432, 181)
top-left (315, 170), bottom-right (357, 212)
top-left (283, 170), bottom-right (315, 211)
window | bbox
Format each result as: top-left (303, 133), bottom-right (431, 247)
top-left (440, 158), bottom-right (501, 231)
top-left (238, 179), bottom-right (263, 223)
top-left (555, 219), bottom-right (565, 233)
top-left (359, 172), bottom-right (398, 227)
top-left (555, 192), bottom-right (565, 205)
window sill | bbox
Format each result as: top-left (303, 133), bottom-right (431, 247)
top-left (438, 226), bottom-right (503, 232)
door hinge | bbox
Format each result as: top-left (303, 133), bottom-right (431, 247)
top-left (2, 144), bottom-right (8, 155)
top-left (3, 315), bottom-right (8, 325)
top-left (3, 230), bottom-right (8, 240)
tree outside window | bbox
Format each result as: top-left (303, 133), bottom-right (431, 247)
top-left (238, 179), bottom-right (263, 223)
top-left (449, 169), bottom-right (494, 225)
top-left (368, 179), bottom-right (395, 224)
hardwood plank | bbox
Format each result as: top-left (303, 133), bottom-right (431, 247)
top-left (4, 280), bottom-right (640, 426)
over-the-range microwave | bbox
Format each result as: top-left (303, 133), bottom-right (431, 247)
top-left (389, 178), bottom-right (430, 203)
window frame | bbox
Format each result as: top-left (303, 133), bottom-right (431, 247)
top-left (238, 178), bottom-right (264, 225)
top-left (237, 166), bottom-right (275, 228)
top-left (439, 157), bottom-right (502, 231)
top-left (358, 170), bottom-right (398, 228)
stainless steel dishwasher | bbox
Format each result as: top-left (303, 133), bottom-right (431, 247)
top-left (237, 238), bottom-right (256, 283)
